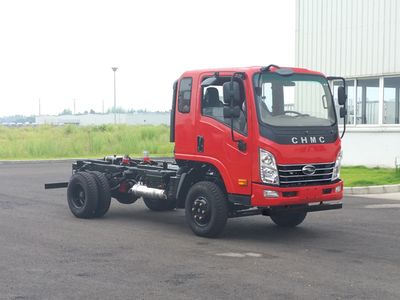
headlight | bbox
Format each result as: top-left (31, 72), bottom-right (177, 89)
top-left (332, 150), bottom-right (343, 181)
top-left (259, 148), bottom-right (279, 185)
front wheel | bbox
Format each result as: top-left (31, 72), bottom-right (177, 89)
top-left (270, 210), bottom-right (307, 227)
top-left (185, 181), bottom-right (228, 238)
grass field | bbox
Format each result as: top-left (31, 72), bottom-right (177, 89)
top-left (0, 124), bottom-right (174, 159)
top-left (1, 125), bottom-right (400, 187)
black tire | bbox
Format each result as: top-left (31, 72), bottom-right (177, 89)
top-left (270, 210), bottom-right (307, 227)
top-left (67, 172), bottom-right (99, 219)
top-left (89, 171), bottom-right (111, 218)
top-left (143, 197), bottom-right (176, 211)
top-left (113, 192), bottom-right (139, 204)
top-left (185, 181), bottom-right (228, 238)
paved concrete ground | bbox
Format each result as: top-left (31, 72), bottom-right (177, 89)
top-left (0, 161), bottom-right (399, 300)
top-left (352, 192), bottom-right (400, 201)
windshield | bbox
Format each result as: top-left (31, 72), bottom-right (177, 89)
top-left (254, 73), bottom-right (336, 127)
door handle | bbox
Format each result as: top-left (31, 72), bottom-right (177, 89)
top-left (197, 136), bottom-right (204, 152)
top-left (237, 140), bottom-right (247, 152)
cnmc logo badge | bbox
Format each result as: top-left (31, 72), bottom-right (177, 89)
top-left (302, 165), bottom-right (316, 175)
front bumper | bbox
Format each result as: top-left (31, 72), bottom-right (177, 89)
top-left (251, 180), bottom-right (343, 207)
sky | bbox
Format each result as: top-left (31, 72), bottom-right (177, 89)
top-left (0, 0), bottom-right (295, 117)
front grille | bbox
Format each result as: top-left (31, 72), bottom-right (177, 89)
top-left (278, 162), bottom-right (335, 187)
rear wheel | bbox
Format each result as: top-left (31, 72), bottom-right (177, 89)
top-left (143, 197), bottom-right (176, 211)
top-left (89, 171), bottom-right (111, 218)
top-left (270, 209), bottom-right (307, 227)
top-left (185, 181), bottom-right (228, 238)
top-left (67, 172), bottom-right (99, 219)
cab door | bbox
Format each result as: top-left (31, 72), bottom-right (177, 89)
top-left (196, 74), bottom-right (252, 195)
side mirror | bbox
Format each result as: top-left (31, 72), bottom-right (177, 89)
top-left (340, 107), bottom-right (347, 118)
top-left (223, 106), bottom-right (241, 118)
top-left (223, 81), bottom-right (242, 105)
top-left (338, 86), bottom-right (347, 105)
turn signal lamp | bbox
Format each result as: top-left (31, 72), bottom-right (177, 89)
top-left (238, 179), bottom-right (248, 186)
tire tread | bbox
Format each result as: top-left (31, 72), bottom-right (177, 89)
top-left (90, 171), bottom-right (111, 218)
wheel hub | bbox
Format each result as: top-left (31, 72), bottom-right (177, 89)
top-left (192, 196), bottom-right (210, 226)
top-left (72, 186), bottom-right (86, 208)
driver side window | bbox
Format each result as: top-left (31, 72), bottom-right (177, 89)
top-left (178, 77), bottom-right (192, 113)
top-left (201, 78), bottom-right (248, 135)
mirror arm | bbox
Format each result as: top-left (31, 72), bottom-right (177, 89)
top-left (327, 76), bottom-right (346, 90)
top-left (229, 107), bottom-right (246, 151)
top-left (341, 114), bottom-right (346, 139)
top-left (229, 76), bottom-right (240, 143)
top-left (230, 113), bottom-right (237, 142)
top-left (327, 76), bottom-right (348, 138)
top-left (228, 73), bottom-right (246, 148)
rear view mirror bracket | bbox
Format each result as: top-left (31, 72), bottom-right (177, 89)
top-left (223, 106), bottom-right (241, 119)
top-left (327, 76), bottom-right (348, 139)
top-left (226, 73), bottom-right (247, 152)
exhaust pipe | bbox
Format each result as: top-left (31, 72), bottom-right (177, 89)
top-left (129, 184), bottom-right (166, 200)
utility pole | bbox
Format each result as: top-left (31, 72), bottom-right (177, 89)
top-left (112, 67), bottom-right (118, 124)
top-left (73, 99), bottom-right (76, 115)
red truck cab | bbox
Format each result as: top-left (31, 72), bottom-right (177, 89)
top-left (173, 65), bottom-right (345, 209)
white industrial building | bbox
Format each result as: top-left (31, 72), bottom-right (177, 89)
top-left (296, 0), bottom-right (400, 167)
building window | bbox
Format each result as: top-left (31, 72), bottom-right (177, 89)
top-left (356, 78), bottom-right (379, 124)
top-left (178, 77), bottom-right (192, 113)
top-left (383, 77), bottom-right (400, 124)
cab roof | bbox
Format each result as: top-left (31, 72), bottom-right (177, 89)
top-left (180, 66), bottom-right (325, 78)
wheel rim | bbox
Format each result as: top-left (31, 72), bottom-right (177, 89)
top-left (71, 185), bottom-right (86, 209)
top-left (191, 196), bottom-right (211, 226)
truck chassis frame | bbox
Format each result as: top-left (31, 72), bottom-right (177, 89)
top-left (45, 156), bottom-right (342, 237)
